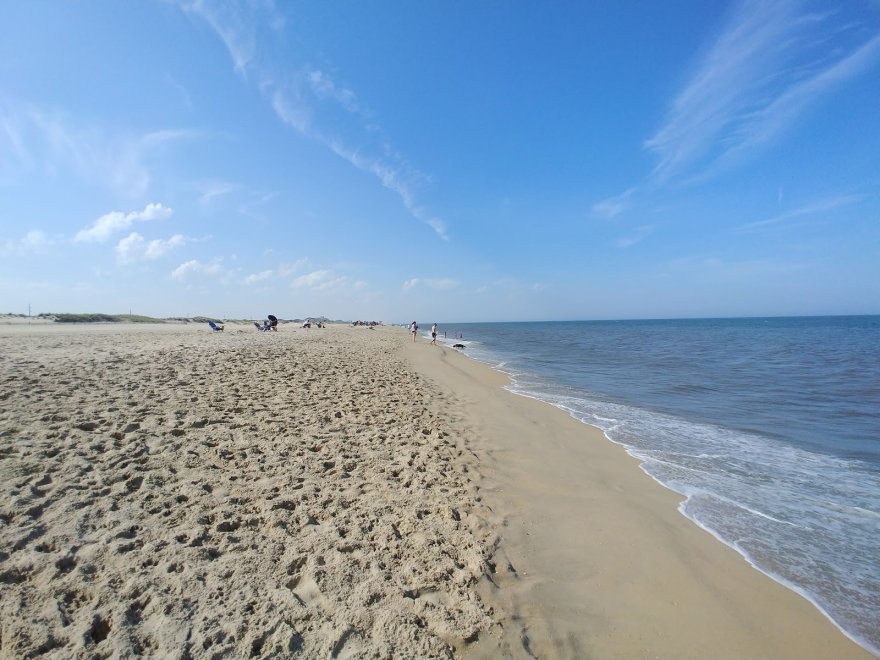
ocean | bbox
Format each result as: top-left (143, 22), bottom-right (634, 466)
top-left (431, 316), bottom-right (879, 655)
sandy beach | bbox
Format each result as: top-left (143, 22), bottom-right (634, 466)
top-left (0, 323), bottom-right (871, 658)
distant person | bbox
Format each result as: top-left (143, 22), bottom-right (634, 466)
top-left (431, 323), bottom-right (437, 345)
top-left (410, 321), bottom-right (418, 342)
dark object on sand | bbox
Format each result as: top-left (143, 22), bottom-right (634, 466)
top-left (453, 343), bottom-right (465, 349)
top-left (268, 315), bottom-right (277, 322)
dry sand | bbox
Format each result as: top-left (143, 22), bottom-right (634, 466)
top-left (0, 322), bottom-right (871, 658)
top-left (0, 324), bottom-right (501, 658)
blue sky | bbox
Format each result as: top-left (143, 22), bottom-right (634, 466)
top-left (1, 1), bottom-right (878, 322)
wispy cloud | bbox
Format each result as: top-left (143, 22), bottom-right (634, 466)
top-left (237, 191), bottom-right (278, 221)
top-left (277, 259), bottom-right (308, 276)
top-left (197, 180), bottom-right (238, 206)
top-left (75, 203), bottom-right (173, 243)
top-left (592, 187), bottom-right (636, 219)
top-left (645, 2), bottom-right (880, 184)
top-left (242, 269), bottom-right (273, 285)
top-left (736, 194), bottom-right (865, 232)
top-left (291, 269), bottom-right (332, 289)
top-left (291, 268), bottom-right (364, 293)
top-left (0, 97), bottom-right (197, 196)
top-left (165, 74), bottom-right (194, 111)
top-left (241, 259), bottom-right (308, 285)
top-left (616, 225), bottom-right (654, 248)
top-left (307, 70), bottom-right (362, 114)
top-left (665, 255), bottom-right (807, 279)
top-left (709, 33), bottom-right (880, 174)
top-left (175, 1), bottom-right (449, 239)
top-left (116, 232), bottom-right (188, 263)
top-left (402, 278), bottom-right (459, 291)
top-left (324, 138), bottom-right (449, 240)
top-left (272, 82), bottom-right (449, 240)
top-left (595, 1), bottom-right (880, 212)
top-left (474, 278), bottom-right (546, 298)
top-left (174, 0), bottom-right (283, 74)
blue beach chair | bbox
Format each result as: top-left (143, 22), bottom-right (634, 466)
top-left (208, 321), bottom-right (224, 332)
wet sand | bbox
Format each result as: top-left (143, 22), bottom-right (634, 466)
top-left (404, 335), bottom-right (871, 659)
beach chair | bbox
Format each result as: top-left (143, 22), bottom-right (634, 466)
top-left (208, 321), bottom-right (224, 332)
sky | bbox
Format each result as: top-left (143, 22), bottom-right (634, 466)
top-left (1, 0), bottom-right (878, 322)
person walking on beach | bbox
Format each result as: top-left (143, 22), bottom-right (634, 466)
top-left (431, 323), bottom-right (437, 345)
top-left (410, 321), bottom-right (418, 342)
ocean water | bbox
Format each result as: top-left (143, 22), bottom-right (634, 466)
top-left (432, 316), bottom-right (880, 655)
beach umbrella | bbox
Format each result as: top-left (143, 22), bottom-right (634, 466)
top-left (268, 314), bottom-right (277, 322)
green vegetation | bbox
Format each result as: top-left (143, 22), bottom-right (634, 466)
top-left (50, 313), bottom-right (165, 323)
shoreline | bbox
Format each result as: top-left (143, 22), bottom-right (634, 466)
top-left (0, 323), bottom-right (871, 657)
top-left (403, 334), bottom-right (872, 658)
top-left (482, 384), bottom-right (873, 655)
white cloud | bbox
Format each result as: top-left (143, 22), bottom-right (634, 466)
top-left (315, 276), bottom-right (349, 292)
top-left (291, 269), bottom-right (332, 289)
top-left (288, 268), bottom-right (364, 294)
top-left (243, 269), bottom-right (273, 285)
top-left (736, 194), bottom-right (865, 232)
top-left (145, 235), bottom-right (186, 259)
top-left (277, 259), bottom-right (308, 276)
top-left (116, 232), bottom-right (187, 263)
top-left (241, 259), bottom-right (308, 285)
top-left (0, 230), bottom-right (54, 256)
top-left (403, 278), bottom-right (459, 291)
top-left (76, 203), bottom-right (173, 243)
top-left (21, 230), bottom-right (52, 251)
top-left (171, 259), bottom-right (223, 280)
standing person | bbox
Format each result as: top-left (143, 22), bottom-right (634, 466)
top-left (431, 323), bottom-right (437, 345)
top-left (410, 321), bottom-right (418, 342)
